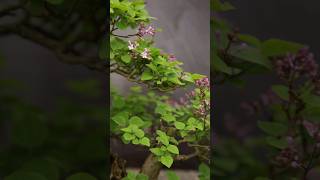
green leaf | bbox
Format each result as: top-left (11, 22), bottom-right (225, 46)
top-left (66, 173), bottom-right (97, 180)
top-left (257, 121), bottom-right (288, 136)
top-left (157, 136), bottom-right (169, 146)
top-left (132, 138), bottom-right (140, 145)
top-left (167, 145), bottom-right (179, 154)
top-left (46, 0), bottom-right (64, 5)
top-left (162, 114), bottom-right (176, 122)
top-left (266, 136), bottom-right (288, 149)
top-left (150, 148), bottom-right (163, 156)
top-left (238, 34), bottom-right (261, 47)
top-left (166, 171), bottom-right (180, 180)
top-left (134, 129), bottom-right (145, 138)
top-left (121, 54), bottom-right (131, 64)
top-left (112, 112), bottom-right (129, 126)
top-left (122, 172), bottom-right (136, 180)
top-left (136, 174), bottom-right (148, 180)
top-left (174, 121), bottom-right (185, 130)
top-left (272, 85), bottom-right (289, 101)
top-left (168, 76), bottom-right (184, 85)
top-left (231, 46), bottom-right (271, 69)
top-left (123, 133), bottom-right (135, 141)
top-left (160, 155), bottom-right (174, 168)
top-left (129, 116), bottom-right (144, 127)
top-left (262, 39), bottom-right (304, 57)
top-left (212, 54), bottom-right (238, 75)
top-left (141, 70), bottom-right (153, 81)
top-left (198, 163), bottom-right (210, 180)
top-left (139, 137), bottom-right (150, 147)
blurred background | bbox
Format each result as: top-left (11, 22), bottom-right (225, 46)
top-left (215, 0), bottom-right (320, 137)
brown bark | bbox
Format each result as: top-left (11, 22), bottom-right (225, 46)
top-left (140, 153), bottom-right (162, 180)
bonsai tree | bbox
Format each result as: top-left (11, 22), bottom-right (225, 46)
top-left (213, 0), bottom-right (320, 179)
top-left (110, 0), bottom-right (210, 179)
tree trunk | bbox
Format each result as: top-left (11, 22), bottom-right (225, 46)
top-left (140, 153), bottom-right (162, 180)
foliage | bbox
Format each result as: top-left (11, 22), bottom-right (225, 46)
top-left (110, 0), bottom-right (210, 179)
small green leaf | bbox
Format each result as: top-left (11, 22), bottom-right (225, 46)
top-left (262, 39), bottom-right (304, 57)
top-left (238, 34), bottom-right (261, 47)
top-left (141, 70), bottom-right (153, 81)
top-left (150, 148), bottom-right (163, 156)
top-left (162, 114), bottom-right (176, 122)
top-left (129, 116), bottom-right (144, 127)
top-left (257, 121), bottom-right (288, 136)
top-left (167, 145), bottom-right (179, 154)
top-left (132, 138), bottom-right (140, 145)
top-left (140, 137), bottom-right (150, 147)
top-left (121, 54), bottom-right (131, 63)
top-left (174, 121), bottom-right (185, 130)
top-left (136, 174), bottom-right (148, 180)
top-left (272, 85), bottom-right (289, 101)
top-left (266, 136), bottom-right (288, 149)
top-left (123, 133), bottom-right (135, 141)
top-left (134, 129), bottom-right (145, 138)
top-left (112, 112), bottom-right (129, 126)
top-left (160, 155), bottom-right (174, 168)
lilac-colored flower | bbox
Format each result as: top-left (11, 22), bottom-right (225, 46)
top-left (168, 54), bottom-right (177, 62)
top-left (274, 48), bottom-right (318, 80)
top-left (138, 23), bottom-right (156, 37)
top-left (128, 40), bottom-right (138, 50)
top-left (196, 77), bottom-right (210, 88)
top-left (141, 48), bottom-right (151, 60)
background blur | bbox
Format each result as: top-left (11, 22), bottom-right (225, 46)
top-left (215, 0), bottom-right (320, 137)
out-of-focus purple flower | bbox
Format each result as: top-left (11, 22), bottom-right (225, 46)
top-left (141, 48), bottom-right (151, 60)
top-left (274, 48), bottom-right (318, 80)
top-left (196, 77), bottom-right (210, 88)
top-left (168, 54), bottom-right (177, 62)
top-left (138, 23), bottom-right (156, 37)
top-left (128, 40), bottom-right (138, 50)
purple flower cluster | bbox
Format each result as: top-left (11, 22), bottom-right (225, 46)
top-left (274, 48), bottom-right (318, 80)
top-left (138, 23), bottom-right (156, 37)
top-left (168, 54), bottom-right (177, 62)
top-left (195, 77), bottom-right (210, 88)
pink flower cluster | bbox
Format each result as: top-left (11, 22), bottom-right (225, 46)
top-left (275, 147), bottom-right (300, 168)
top-left (138, 23), bottom-right (156, 37)
top-left (195, 77), bottom-right (210, 88)
top-left (141, 48), bottom-right (151, 60)
top-left (274, 48), bottom-right (318, 80)
top-left (128, 40), bottom-right (139, 50)
top-left (168, 54), bottom-right (177, 62)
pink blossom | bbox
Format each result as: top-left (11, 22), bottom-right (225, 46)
top-left (195, 77), bottom-right (210, 88)
top-left (168, 54), bottom-right (177, 61)
top-left (141, 48), bottom-right (151, 60)
top-left (138, 23), bottom-right (156, 36)
top-left (128, 40), bottom-right (138, 50)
